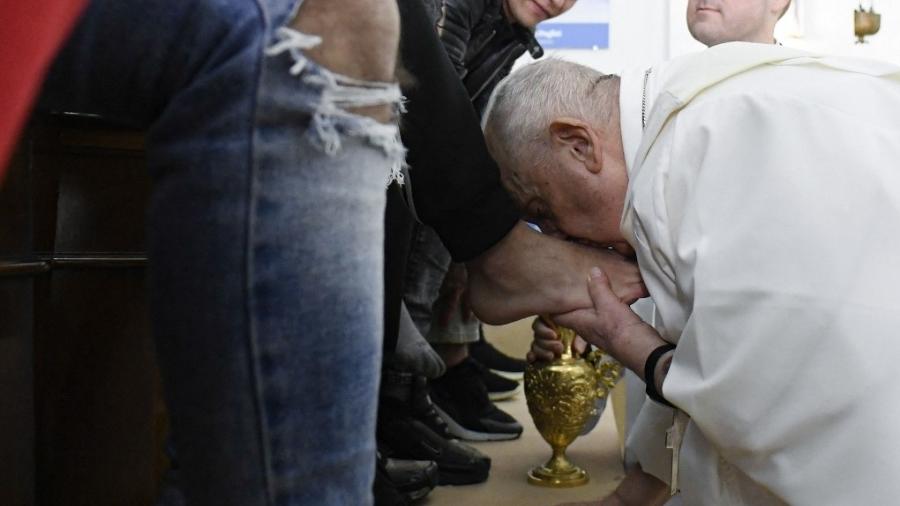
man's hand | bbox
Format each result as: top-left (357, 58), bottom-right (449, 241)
top-left (553, 268), bottom-right (665, 379)
top-left (466, 222), bottom-right (647, 324)
top-left (527, 316), bottom-right (587, 363)
top-left (553, 268), bottom-right (646, 351)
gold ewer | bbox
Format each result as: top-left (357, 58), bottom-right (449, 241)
top-left (524, 325), bottom-right (622, 487)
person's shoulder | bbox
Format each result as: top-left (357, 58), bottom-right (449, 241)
top-left (440, 0), bottom-right (494, 22)
top-left (657, 43), bottom-right (813, 104)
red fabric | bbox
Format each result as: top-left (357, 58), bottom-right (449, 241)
top-left (0, 0), bottom-right (87, 179)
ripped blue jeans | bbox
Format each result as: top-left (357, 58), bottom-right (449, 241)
top-left (39, 0), bottom-right (402, 504)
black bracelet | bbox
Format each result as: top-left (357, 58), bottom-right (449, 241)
top-left (644, 343), bottom-right (676, 408)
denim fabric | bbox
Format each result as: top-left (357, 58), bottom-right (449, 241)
top-left (403, 223), bottom-right (480, 344)
top-left (39, 1), bottom-right (403, 504)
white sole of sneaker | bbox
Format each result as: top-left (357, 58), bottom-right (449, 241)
top-left (490, 369), bottom-right (524, 382)
top-left (432, 404), bottom-right (522, 442)
top-left (487, 382), bottom-right (522, 402)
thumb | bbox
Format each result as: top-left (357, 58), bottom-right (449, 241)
top-left (587, 267), bottom-right (619, 309)
top-left (554, 268), bottom-right (618, 331)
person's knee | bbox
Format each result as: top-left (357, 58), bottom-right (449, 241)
top-left (287, 0), bottom-right (400, 122)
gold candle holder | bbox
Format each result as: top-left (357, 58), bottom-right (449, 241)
top-left (854, 6), bottom-right (881, 44)
top-left (524, 326), bottom-right (622, 488)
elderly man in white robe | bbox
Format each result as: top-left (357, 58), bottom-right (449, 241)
top-left (586, 1), bottom-right (793, 503)
top-left (483, 45), bottom-right (900, 505)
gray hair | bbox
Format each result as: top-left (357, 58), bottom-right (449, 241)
top-left (482, 58), bottom-right (619, 172)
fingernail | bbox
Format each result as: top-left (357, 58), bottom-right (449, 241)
top-left (590, 267), bottom-right (603, 279)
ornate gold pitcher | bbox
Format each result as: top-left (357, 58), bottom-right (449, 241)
top-left (524, 326), bottom-right (622, 487)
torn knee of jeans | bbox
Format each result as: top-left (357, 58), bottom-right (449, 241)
top-left (265, 27), bottom-right (407, 185)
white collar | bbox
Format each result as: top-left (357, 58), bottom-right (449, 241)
top-left (618, 62), bottom-right (667, 177)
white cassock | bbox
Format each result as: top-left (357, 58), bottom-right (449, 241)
top-left (618, 42), bottom-right (900, 505)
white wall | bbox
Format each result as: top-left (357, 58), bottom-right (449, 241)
top-left (516, 0), bottom-right (676, 74)
top-left (518, 0), bottom-right (900, 72)
top-left (780, 0), bottom-right (900, 64)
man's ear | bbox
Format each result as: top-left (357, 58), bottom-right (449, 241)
top-left (549, 118), bottom-right (602, 173)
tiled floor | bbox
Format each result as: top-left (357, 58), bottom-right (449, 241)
top-left (423, 321), bottom-right (626, 506)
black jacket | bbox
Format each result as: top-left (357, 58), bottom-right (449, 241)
top-left (384, 0), bottom-right (522, 349)
top-left (398, 0), bottom-right (519, 262)
top-left (435, 0), bottom-right (543, 114)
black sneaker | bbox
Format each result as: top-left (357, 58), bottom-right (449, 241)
top-left (378, 371), bottom-right (492, 485)
top-left (378, 408), bottom-right (492, 485)
top-left (374, 452), bottom-right (437, 505)
top-left (408, 374), bottom-right (455, 440)
top-left (470, 330), bottom-right (527, 381)
top-left (472, 359), bottom-right (521, 401)
top-left (384, 455), bottom-right (439, 502)
top-left (373, 463), bottom-right (409, 506)
top-left (429, 358), bottom-right (523, 441)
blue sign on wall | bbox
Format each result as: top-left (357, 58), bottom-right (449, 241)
top-left (534, 0), bottom-right (610, 50)
top-left (535, 23), bottom-right (609, 49)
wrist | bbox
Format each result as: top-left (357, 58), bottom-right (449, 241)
top-left (602, 320), bottom-right (663, 374)
top-left (653, 350), bottom-right (674, 395)
top-left (644, 343), bottom-right (676, 407)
